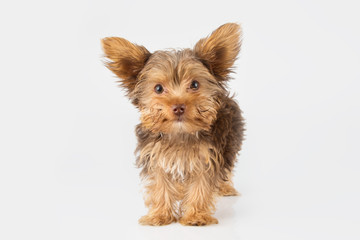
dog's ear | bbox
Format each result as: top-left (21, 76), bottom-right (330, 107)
top-left (194, 23), bottom-right (242, 81)
top-left (102, 37), bottom-right (151, 93)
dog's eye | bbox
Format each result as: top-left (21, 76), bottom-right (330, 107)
top-left (154, 84), bottom-right (164, 94)
top-left (190, 80), bottom-right (199, 90)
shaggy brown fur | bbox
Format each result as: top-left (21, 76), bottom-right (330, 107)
top-left (102, 23), bottom-right (245, 226)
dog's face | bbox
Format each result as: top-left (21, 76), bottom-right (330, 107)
top-left (102, 23), bottom-right (241, 134)
top-left (134, 50), bottom-right (224, 134)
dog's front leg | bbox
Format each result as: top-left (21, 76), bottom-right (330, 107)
top-left (139, 169), bottom-right (178, 226)
top-left (179, 173), bottom-right (218, 226)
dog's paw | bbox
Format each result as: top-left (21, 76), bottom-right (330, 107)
top-left (218, 184), bottom-right (240, 196)
top-left (139, 213), bottom-right (176, 226)
top-left (179, 214), bottom-right (218, 226)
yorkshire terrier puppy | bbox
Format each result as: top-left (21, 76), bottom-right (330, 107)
top-left (102, 23), bottom-right (245, 226)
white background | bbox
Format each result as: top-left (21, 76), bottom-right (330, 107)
top-left (0, 0), bottom-right (359, 239)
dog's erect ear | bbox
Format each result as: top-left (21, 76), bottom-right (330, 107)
top-left (102, 37), bottom-right (151, 92)
top-left (194, 23), bottom-right (242, 81)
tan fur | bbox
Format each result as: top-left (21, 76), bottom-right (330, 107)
top-left (138, 134), bottom-right (222, 225)
top-left (138, 169), bottom-right (179, 226)
top-left (218, 172), bottom-right (239, 196)
top-left (139, 134), bottom-right (221, 181)
top-left (194, 23), bottom-right (242, 81)
top-left (135, 49), bottom-right (224, 134)
top-left (102, 37), bottom-right (151, 95)
top-left (102, 23), bottom-right (245, 226)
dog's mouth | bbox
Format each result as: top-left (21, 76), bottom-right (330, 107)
top-left (176, 115), bottom-right (184, 122)
top-left (171, 117), bottom-right (187, 132)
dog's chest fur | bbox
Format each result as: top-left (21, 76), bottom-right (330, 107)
top-left (138, 133), bottom-right (217, 181)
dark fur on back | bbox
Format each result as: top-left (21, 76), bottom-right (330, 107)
top-left (210, 96), bottom-right (244, 178)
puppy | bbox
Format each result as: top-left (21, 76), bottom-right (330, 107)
top-left (101, 23), bottom-right (245, 226)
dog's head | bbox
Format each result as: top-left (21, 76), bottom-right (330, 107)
top-left (102, 23), bottom-right (242, 134)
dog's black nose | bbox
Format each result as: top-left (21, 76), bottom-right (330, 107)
top-left (172, 104), bottom-right (186, 116)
